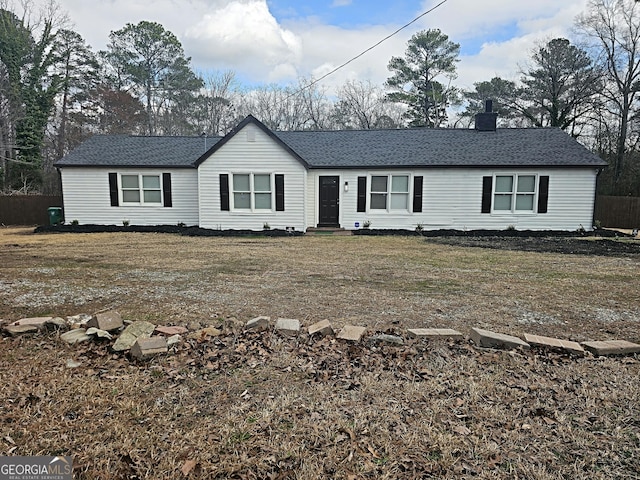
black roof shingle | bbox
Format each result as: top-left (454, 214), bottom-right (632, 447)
top-left (55, 135), bottom-right (222, 168)
top-left (274, 127), bottom-right (607, 168)
top-left (55, 117), bottom-right (607, 169)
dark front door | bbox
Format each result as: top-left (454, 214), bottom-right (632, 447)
top-left (318, 176), bottom-right (340, 227)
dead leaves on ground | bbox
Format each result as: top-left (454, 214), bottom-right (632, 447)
top-left (2, 328), bottom-right (640, 478)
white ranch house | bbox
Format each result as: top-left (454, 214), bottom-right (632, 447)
top-left (55, 110), bottom-right (607, 232)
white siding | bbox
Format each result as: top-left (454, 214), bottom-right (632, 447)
top-left (60, 168), bottom-right (199, 226)
top-left (307, 167), bottom-right (599, 231)
top-left (198, 123), bottom-right (307, 231)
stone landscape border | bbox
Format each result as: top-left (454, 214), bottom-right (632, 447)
top-left (3, 312), bottom-right (640, 361)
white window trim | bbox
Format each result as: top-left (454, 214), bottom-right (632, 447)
top-left (120, 173), bottom-right (163, 206)
top-left (492, 173), bottom-right (538, 214)
top-left (368, 173), bottom-right (411, 213)
top-left (231, 173), bottom-right (274, 212)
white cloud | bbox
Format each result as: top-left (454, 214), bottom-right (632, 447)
top-left (185, 1), bottom-right (302, 78)
top-left (458, 37), bottom-right (538, 90)
top-left (267, 63), bottom-right (299, 83)
top-left (283, 22), bottom-right (409, 94)
top-left (419, 0), bottom-right (589, 40)
top-left (32, 0), bottom-right (597, 96)
top-left (416, 0), bottom-right (592, 89)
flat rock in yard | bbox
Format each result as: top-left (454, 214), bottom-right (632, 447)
top-left (167, 334), bottom-right (182, 347)
top-left (523, 333), bottom-right (585, 356)
top-left (337, 325), bottom-right (366, 343)
top-left (275, 318), bottom-right (301, 336)
top-left (66, 359), bottom-right (81, 369)
top-left (308, 320), bottom-right (334, 336)
top-left (66, 313), bottom-right (92, 328)
top-left (470, 327), bottom-right (530, 350)
top-left (4, 324), bottom-right (40, 336)
top-left (189, 327), bottom-right (222, 340)
top-left (581, 340), bottom-right (640, 356)
top-left (369, 334), bottom-right (404, 346)
top-left (188, 321), bottom-right (202, 331)
top-left (407, 328), bottom-right (464, 340)
top-left (87, 311), bottom-right (123, 332)
top-left (155, 325), bottom-right (188, 336)
top-left (9, 316), bottom-right (52, 328)
top-left (246, 316), bottom-right (270, 331)
top-left (130, 336), bottom-right (168, 360)
top-left (60, 328), bottom-right (92, 345)
top-left (44, 317), bottom-right (67, 330)
top-left (112, 321), bottom-right (156, 352)
top-left (86, 327), bottom-right (113, 340)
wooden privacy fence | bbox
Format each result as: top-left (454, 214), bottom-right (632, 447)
top-left (594, 196), bottom-right (640, 229)
top-left (0, 195), bottom-right (63, 226)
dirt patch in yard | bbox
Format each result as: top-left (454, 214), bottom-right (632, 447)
top-left (425, 234), bottom-right (640, 257)
top-left (1, 227), bottom-right (639, 479)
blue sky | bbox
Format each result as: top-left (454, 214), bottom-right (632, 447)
top-left (267, 0), bottom-right (419, 28)
top-left (30, 0), bottom-right (591, 92)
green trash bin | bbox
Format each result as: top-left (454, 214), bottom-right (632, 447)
top-left (48, 207), bottom-right (63, 225)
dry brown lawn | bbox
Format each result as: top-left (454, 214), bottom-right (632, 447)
top-left (1, 227), bottom-right (639, 479)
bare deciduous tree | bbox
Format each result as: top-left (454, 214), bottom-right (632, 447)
top-left (197, 70), bottom-right (239, 136)
top-left (333, 79), bottom-right (402, 129)
top-left (576, 0), bottom-right (640, 188)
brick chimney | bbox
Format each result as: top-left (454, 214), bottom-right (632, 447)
top-left (475, 99), bottom-right (498, 131)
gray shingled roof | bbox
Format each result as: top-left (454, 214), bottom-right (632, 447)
top-left (274, 127), bottom-right (607, 168)
top-left (55, 134), bottom-right (222, 168)
top-left (56, 124), bottom-right (607, 169)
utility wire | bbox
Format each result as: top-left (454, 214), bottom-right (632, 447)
top-left (287, 0), bottom-right (450, 99)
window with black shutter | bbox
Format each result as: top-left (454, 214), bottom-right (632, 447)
top-left (162, 173), bottom-right (172, 207)
top-left (220, 174), bottom-right (230, 211)
top-left (538, 176), bottom-right (549, 214)
top-left (413, 176), bottom-right (423, 213)
top-left (481, 176), bottom-right (492, 213)
top-left (109, 173), bottom-right (119, 206)
top-left (275, 174), bottom-right (285, 211)
top-left (357, 176), bottom-right (367, 212)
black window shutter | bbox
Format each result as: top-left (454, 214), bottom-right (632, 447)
top-left (162, 173), bottom-right (172, 207)
top-left (413, 176), bottom-right (423, 213)
top-left (538, 176), bottom-right (549, 214)
top-left (275, 174), bottom-right (285, 211)
top-left (220, 174), bottom-right (230, 211)
top-left (357, 176), bottom-right (367, 212)
top-left (481, 176), bottom-right (493, 213)
top-left (108, 173), bottom-right (119, 207)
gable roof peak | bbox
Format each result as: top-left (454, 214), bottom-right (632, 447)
top-left (194, 114), bottom-right (310, 168)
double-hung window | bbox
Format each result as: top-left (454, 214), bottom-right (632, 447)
top-left (370, 175), bottom-right (409, 211)
top-left (121, 174), bottom-right (162, 205)
top-left (232, 173), bottom-right (272, 210)
top-left (494, 174), bottom-right (536, 212)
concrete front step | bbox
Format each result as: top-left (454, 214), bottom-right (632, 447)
top-left (305, 228), bottom-right (352, 236)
